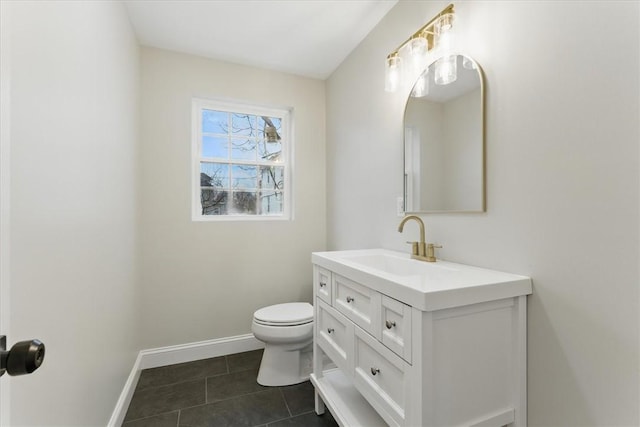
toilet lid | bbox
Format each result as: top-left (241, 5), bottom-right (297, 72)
top-left (253, 302), bottom-right (313, 326)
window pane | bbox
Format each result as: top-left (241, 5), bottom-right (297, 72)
top-left (258, 116), bottom-right (282, 136)
top-left (258, 116), bottom-right (282, 161)
top-left (259, 166), bottom-right (284, 190)
top-left (201, 188), bottom-right (228, 215)
top-left (231, 113), bottom-right (256, 137)
top-left (231, 191), bottom-right (257, 214)
top-left (231, 165), bottom-right (257, 190)
top-left (202, 110), bottom-right (228, 134)
top-left (202, 136), bottom-right (228, 158)
top-left (230, 138), bottom-right (257, 161)
top-left (258, 139), bottom-right (282, 162)
top-left (201, 162), bottom-right (229, 188)
top-left (260, 191), bottom-right (283, 215)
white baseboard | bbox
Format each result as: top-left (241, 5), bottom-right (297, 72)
top-left (139, 333), bottom-right (264, 370)
top-left (108, 333), bottom-right (264, 426)
top-left (107, 352), bottom-right (142, 427)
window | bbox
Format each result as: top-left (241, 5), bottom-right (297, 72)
top-left (192, 99), bottom-right (292, 220)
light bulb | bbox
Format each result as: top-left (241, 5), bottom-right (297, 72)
top-left (385, 54), bottom-right (403, 92)
top-left (435, 28), bottom-right (455, 54)
top-left (436, 13), bottom-right (455, 34)
top-left (434, 55), bottom-right (457, 85)
top-left (408, 35), bottom-right (427, 58)
top-left (406, 36), bottom-right (428, 80)
top-left (434, 12), bottom-right (456, 55)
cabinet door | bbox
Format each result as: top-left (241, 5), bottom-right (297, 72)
top-left (333, 274), bottom-right (380, 338)
top-left (380, 295), bottom-right (412, 363)
top-left (353, 327), bottom-right (407, 427)
top-left (314, 266), bottom-right (332, 304)
top-left (316, 299), bottom-right (353, 373)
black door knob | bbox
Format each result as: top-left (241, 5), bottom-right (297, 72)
top-left (0, 337), bottom-right (45, 377)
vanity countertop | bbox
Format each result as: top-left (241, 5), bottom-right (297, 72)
top-left (312, 248), bottom-right (532, 311)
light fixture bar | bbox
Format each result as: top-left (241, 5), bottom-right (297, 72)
top-left (386, 3), bottom-right (455, 60)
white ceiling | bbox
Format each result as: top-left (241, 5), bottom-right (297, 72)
top-left (123, 0), bottom-right (398, 80)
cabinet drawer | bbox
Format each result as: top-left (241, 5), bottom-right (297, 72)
top-left (333, 274), bottom-right (380, 337)
top-left (353, 327), bottom-right (407, 426)
top-left (316, 299), bottom-right (353, 373)
top-left (380, 295), bottom-right (412, 363)
top-left (314, 266), bottom-right (332, 304)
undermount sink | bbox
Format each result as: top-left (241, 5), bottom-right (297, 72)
top-left (342, 252), bottom-right (457, 277)
top-left (311, 248), bottom-right (532, 311)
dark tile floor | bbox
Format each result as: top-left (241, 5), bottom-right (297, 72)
top-left (122, 349), bottom-right (338, 427)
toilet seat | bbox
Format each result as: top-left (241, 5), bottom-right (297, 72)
top-left (253, 302), bottom-right (313, 327)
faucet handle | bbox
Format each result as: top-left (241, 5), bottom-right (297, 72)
top-left (405, 241), bottom-right (419, 256)
top-left (426, 243), bottom-right (442, 262)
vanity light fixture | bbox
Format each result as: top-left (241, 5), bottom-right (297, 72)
top-left (385, 3), bottom-right (456, 92)
top-left (384, 52), bottom-right (403, 92)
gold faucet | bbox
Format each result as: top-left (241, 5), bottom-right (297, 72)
top-left (397, 215), bottom-right (441, 262)
top-left (398, 215), bottom-right (427, 260)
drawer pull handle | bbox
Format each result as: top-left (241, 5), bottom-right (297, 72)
top-left (319, 282), bottom-right (326, 287)
top-left (346, 296), bottom-right (354, 303)
top-left (327, 328), bottom-right (334, 334)
top-left (385, 320), bottom-right (396, 329)
top-left (370, 367), bottom-right (380, 376)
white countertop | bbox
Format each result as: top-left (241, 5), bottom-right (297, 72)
top-left (312, 248), bottom-right (532, 311)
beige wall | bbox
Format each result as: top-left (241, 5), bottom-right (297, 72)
top-left (327, 1), bottom-right (639, 426)
top-left (7, 1), bottom-right (140, 425)
top-left (139, 48), bottom-right (326, 348)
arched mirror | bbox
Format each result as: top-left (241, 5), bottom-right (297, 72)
top-left (403, 54), bottom-right (485, 213)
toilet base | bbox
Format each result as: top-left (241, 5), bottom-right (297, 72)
top-left (257, 343), bottom-right (312, 386)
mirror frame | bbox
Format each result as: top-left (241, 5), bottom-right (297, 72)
top-left (403, 54), bottom-right (486, 214)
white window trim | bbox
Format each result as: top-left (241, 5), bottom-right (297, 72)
top-left (191, 98), bottom-right (293, 221)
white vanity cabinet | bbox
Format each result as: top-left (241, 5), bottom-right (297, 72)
top-left (310, 249), bottom-right (532, 427)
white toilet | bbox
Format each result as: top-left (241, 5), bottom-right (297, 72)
top-left (251, 302), bottom-right (314, 386)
